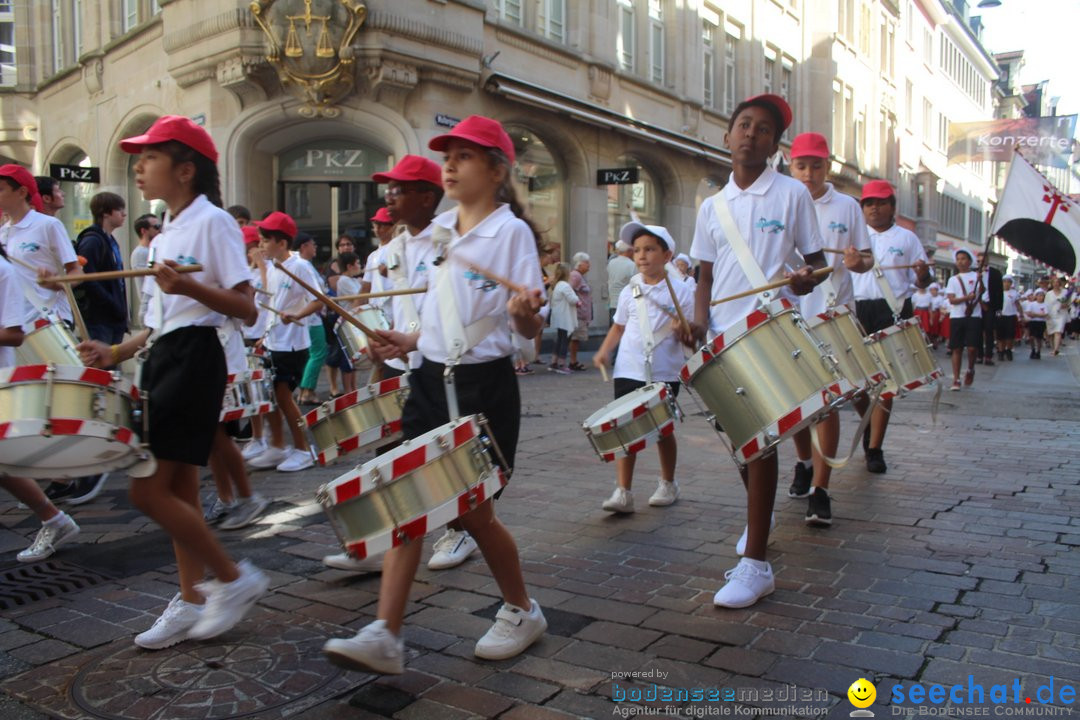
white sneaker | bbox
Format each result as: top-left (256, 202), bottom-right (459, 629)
top-left (322, 619), bottom-right (404, 675)
top-left (248, 445), bottom-right (288, 469)
top-left (219, 493), bottom-right (270, 530)
top-left (134, 593), bottom-right (201, 650)
top-left (203, 497), bottom-right (235, 525)
top-left (427, 529), bottom-right (478, 570)
top-left (276, 448), bottom-right (314, 473)
top-left (474, 599), bottom-right (547, 660)
top-left (17, 513), bottom-right (79, 562)
top-left (188, 560), bottom-right (269, 640)
top-left (241, 438), bottom-right (267, 461)
top-left (713, 558), bottom-right (775, 608)
top-left (601, 487), bottom-right (634, 513)
top-left (735, 512), bottom-right (777, 556)
top-left (322, 552), bottom-right (384, 573)
top-left (648, 478), bottom-right (679, 507)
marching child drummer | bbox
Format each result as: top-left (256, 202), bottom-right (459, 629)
top-left (785, 133), bottom-right (873, 527)
top-left (240, 226), bottom-right (271, 462)
top-left (685, 95), bottom-right (827, 609)
top-left (322, 115), bottom-right (548, 674)
top-left (247, 211), bottom-right (322, 473)
top-left (592, 221), bottom-right (694, 514)
top-left (77, 115), bottom-right (268, 648)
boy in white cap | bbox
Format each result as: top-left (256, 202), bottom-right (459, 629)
top-left (996, 275), bottom-right (1022, 361)
top-left (945, 248), bottom-right (981, 390)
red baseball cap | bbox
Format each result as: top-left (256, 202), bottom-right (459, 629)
top-left (740, 94), bottom-right (793, 132)
top-left (861, 180), bottom-right (895, 201)
top-left (371, 207), bottom-right (393, 224)
top-left (790, 132), bottom-right (830, 159)
top-left (119, 115), bottom-right (219, 164)
top-left (372, 155), bottom-right (443, 187)
top-left (241, 225), bottom-right (261, 246)
top-left (254, 211), bottom-right (298, 240)
top-left (428, 115), bottom-right (516, 164)
top-left (0, 164), bottom-right (43, 211)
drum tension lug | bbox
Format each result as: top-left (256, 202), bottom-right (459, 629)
top-left (791, 349), bottom-right (802, 359)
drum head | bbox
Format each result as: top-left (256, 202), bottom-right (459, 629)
top-left (582, 383), bottom-right (664, 432)
top-left (0, 431), bottom-right (142, 479)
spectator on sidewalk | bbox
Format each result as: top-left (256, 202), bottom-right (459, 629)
top-left (568, 252), bottom-right (592, 370)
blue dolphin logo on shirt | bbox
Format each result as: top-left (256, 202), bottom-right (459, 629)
top-left (18, 242), bottom-right (41, 252)
top-left (416, 261), bottom-right (427, 274)
top-left (464, 269), bottom-right (498, 292)
top-left (887, 246), bottom-right (904, 257)
top-left (828, 221), bottom-right (848, 234)
top-left (176, 254), bottom-right (199, 265)
top-left (756, 218), bottom-right (785, 234)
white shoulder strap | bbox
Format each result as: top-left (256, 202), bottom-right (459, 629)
top-left (711, 190), bottom-right (769, 288)
top-left (386, 241), bottom-right (421, 332)
top-left (431, 226), bottom-right (497, 364)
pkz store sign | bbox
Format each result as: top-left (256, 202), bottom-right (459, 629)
top-left (597, 167), bottom-right (639, 185)
top-left (50, 164), bottom-right (100, 183)
top-left (279, 140), bottom-right (390, 181)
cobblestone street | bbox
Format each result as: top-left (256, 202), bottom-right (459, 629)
top-left (0, 345), bottom-right (1078, 719)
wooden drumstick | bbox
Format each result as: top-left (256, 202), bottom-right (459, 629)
top-left (258, 302), bottom-right (287, 318)
top-left (39, 265), bottom-right (203, 284)
top-left (877, 262), bottom-right (936, 271)
top-left (711, 267), bottom-right (833, 306)
top-left (336, 286), bottom-right (428, 302)
top-left (62, 284), bottom-right (90, 341)
top-left (663, 273), bottom-right (691, 336)
top-left (272, 260), bottom-right (381, 341)
top-left (822, 248), bottom-right (874, 256)
top-left (599, 362), bottom-right (609, 382)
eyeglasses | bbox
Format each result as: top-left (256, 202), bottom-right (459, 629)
top-left (384, 186), bottom-right (421, 200)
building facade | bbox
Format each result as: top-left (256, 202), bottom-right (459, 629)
top-left (0, 0), bottom-right (1014, 329)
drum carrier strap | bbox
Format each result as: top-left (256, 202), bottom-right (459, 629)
top-left (431, 225), bottom-right (498, 421)
top-left (867, 238), bottom-right (903, 320)
top-left (710, 191), bottom-right (771, 307)
top-left (385, 236), bottom-right (421, 334)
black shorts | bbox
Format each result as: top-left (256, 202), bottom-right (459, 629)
top-left (403, 357), bottom-right (519, 480)
top-left (141, 326), bottom-right (225, 466)
top-left (270, 349), bottom-right (308, 391)
top-left (948, 316), bottom-right (982, 350)
top-left (613, 377), bottom-right (681, 400)
top-left (996, 315), bottom-right (1017, 339)
top-left (856, 297), bottom-right (914, 335)
top-left (1028, 320), bottom-right (1046, 340)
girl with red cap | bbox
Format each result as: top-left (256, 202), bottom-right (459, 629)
top-left (78, 115), bottom-right (269, 649)
top-left (322, 115), bottom-right (548, 674)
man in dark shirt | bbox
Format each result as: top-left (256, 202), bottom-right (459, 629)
top-left (76, 192), bottom-right (128, 346)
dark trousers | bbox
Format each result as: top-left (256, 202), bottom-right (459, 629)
top-left (981, 311), bottom-right (997, 358)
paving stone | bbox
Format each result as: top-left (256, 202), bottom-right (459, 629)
top-left (422, 681), bottom-right (516, 716)
top-left (477, 671), bottom-right (561, 704)
top-left (813, 641), bottom-right (924, 678)
top-left (703, 646), bottom-right (777, 676)
top-left (573, 621), bottom-right (663, 651)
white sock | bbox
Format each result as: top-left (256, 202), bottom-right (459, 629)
top-left (44, 512), bottom-right (68, 527)
top-left (798, 459), bottom-right (812, 470)
top-left (742, 557), bottom-right (770, 572)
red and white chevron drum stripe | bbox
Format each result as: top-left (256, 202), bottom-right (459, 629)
top-left (581, 382), bottom-right (677, 462)
top-left (306, 374), bottom-right (409, 466)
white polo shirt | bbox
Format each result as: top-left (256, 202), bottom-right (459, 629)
top-left (912, 289), bottom-right (933, 309)
top-left (142, 195), bottom-right (250, 336)
top-left (690, 166), bottom-right (823, 335)
top-left (945, 271), bottom-right (982, 319)
top-left (363, 241), bottom-right (391, 308)
top-left (1001, 288), bottom-right (1021, 317)
top-left (852, 224), bottom-right (928, 303)
top-left (383, 225), bottom-right (437, 370)
top-left (264, 252), bottom-right (320, 352)
top-left (0, 210), bottom-right (78, 323)
top-left (0, 256), bottom-right (26, 367)
top-left (612, 272), bottom-right (695, 383)
top-left (798, 184), bottom-right (870, 318)
top-left (417, 204), bottom-right (545, 364)
top-left (242, 265), bottom-right (269, 341)
top-left (299, 257), bottom-right (324, 328)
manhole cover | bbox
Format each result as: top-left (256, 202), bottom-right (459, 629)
top-left (70, 614), bottom-right (347, 719)
top-left (0, 560), bottom-right (113, 611)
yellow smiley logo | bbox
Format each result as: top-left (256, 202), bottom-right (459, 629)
top-left (848, 678), bottom-right (876, 708)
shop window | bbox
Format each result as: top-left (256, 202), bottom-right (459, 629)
top-left (504, 124), bottom-right (565, 258)
top-left (607, 156), bottom-right (660, 248)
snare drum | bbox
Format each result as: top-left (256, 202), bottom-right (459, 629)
top-left (0, 364), bottom-right (148, 479)
top-left (317, 414), bottom-right (506, 560)
top-left (219, 368), bottom-right (275, 422)
top-left (335, 306), bottom-right (390, 370)
top-left (16, 315), bottom-right (82, 367)
top-left (808, 307), bottom-right (888, 390)
top-left (680, 299), bottom-right (856, 465)
top-left (303, 374), bottom-right (409, 465)
top-left (867, 318), bottom-right (943, 400)
top-left (582, 382), bottom-right (677, 462)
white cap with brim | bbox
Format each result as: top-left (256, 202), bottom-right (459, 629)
top-left (1003, 275), bottom-right (1014, 282)
top-left (620, 221), bottom-right (676, 254)
top-left (953, 248), bottom-right (974, 264)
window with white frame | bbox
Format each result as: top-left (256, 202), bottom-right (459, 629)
top-left (905, 0), bottom-right (913, 45)
top-left (702, 15), bottom-right (716, 108)
top-left (904, 79), bottom-right (913, 126)
top-left (922, 98), bottom-right (932, 145)
top-left (922, 26), bottom-right (932, 66)
top-left (0, 5), bottom-right (14, 87)
top-left (72, 0), bottom-right (81, 60)
top-left (859, 2), bottom-right (871, 56)
top-left (51, 0), bottom-right (63, 72)
top-left (855, 110), bottom-right (865, 164)
top-left (781, 62), bottom-right (792, 101)
top-left (493, 0), bottom-right (522, 25)
top-left (723, 25), bottom-right (739, 114)
top-left (938, 113), bottom-right (949, 153)
top-left (839, 0), bottom-right (855, 42)
top-left (123, 0), bottom-right (138, 31)
top-left (833, 83), bottom-right (845, 159)
top-left (879, 112), bottom-right (888, 173)
top-left (151, 0), bottom-right (161, 13)
top-left (844, 87), bottom-right (854, 158)
top-left (538, 0), bottom-right (565, 43)
top-left (648, 0), bottom-right (664, 84)
top-left (763, 47), bottom-right (776, 94)
top-left (617, 0), bottom-right (634, 72)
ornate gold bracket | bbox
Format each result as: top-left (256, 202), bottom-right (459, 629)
top-left (250, 0), bottom-right (367, 117)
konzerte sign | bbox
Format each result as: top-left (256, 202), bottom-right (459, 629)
top-left (948, 116), bottom-right (1076, 168)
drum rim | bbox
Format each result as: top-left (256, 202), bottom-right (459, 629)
top-left (303, 375), bottom-right (409, 428)
top-left (0, 364), bottom-right (136, 396)
top-left (581, 381), bottom-right (669, 433)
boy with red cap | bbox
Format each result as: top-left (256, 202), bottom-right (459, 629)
top-left (248, 211), bottom-right (323, 473)
top-left (686, 95), bottom-right (827, 608)
top-left (785, 133), bottom-right (873, 526)
top-left (851, 180), bottom-right (931, 473)
top-left (0, 164), bottom-right (82, 325)
top-left (361, 206), bottom-right (395, 301)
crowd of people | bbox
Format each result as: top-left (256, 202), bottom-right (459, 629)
top-left (0, 92), bottom-right (1075, 682)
